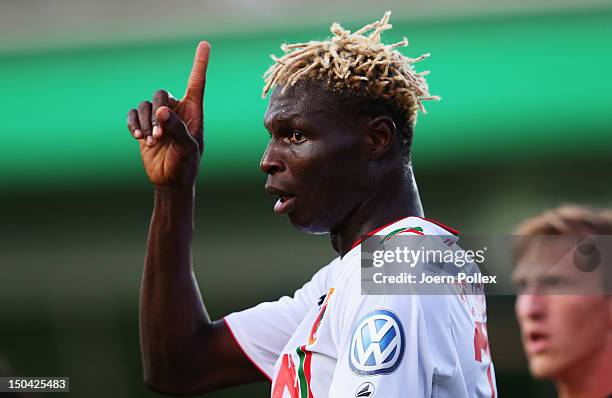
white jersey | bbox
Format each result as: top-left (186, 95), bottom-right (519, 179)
top-left (225, 217), bottom-right (497, 398)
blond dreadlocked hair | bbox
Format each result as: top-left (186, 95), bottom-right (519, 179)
top-left (262, 11), bottom-right (440, 128)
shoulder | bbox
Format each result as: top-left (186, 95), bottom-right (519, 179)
top-left (309, 255), bottom-right (342, 290)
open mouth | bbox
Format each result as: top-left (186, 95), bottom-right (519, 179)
top-left (274, 194), bottom-right (296, 215)
top-left (265, 185), bottom-right (297, 215)
top-left (526, 331), bottom-right (550, 354)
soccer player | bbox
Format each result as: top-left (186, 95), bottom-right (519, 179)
top-left (126, 13), bottom-right (497, 397)
top-left (513, 206), bottom-right (612, 398)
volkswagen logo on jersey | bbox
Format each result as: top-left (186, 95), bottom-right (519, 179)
top-left (349, 309), bottom-right (405, 376)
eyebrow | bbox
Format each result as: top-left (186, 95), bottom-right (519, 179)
top-left (264, 112), bottom-right (302, 130)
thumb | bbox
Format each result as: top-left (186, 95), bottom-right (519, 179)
top-left (156, 107), bottom-right (199, 151)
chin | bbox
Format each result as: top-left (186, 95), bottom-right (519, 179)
top-left (287, 212), bottom-right (333, 235)
top-left (528, 356), bottom-right (562, 380)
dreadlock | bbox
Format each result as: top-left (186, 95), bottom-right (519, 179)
top-left (262, 11), bottom-right (439, 130)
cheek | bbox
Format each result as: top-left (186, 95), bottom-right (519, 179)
top-left (290, 142), bottom-right (367, 230)
top-left (285, 146), bottom-right (325, 189)
top-left (550, 297), bottom-right (608, 352)
top-left (327, 143), bottom-right (370, 189)
top-left (514, 295), bottom-right (534, 326)
top-left (514, 297), bottom-right (525, 328)
top-left (300, 141), bottom-right (366, 194)
top-left (553, 296), bottom-right (603, 326)
top-left (514, 296), bottom-right (525, 320)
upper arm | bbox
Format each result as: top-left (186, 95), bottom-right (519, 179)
top-left (204, 261), bottom-right (334, 391)
top-left (144, 319), bottom-right (268, 396)
top-left (148, 260), bottom-right (335, 395)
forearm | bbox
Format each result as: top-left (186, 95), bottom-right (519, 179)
top-left (139, 185), bottom-right (211, 385)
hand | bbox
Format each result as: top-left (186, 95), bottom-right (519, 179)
top-left (126, 41), bottom-right (210, 188)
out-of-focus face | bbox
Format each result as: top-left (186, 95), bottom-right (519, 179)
top-left (513, 239), bottom-right (612, 379)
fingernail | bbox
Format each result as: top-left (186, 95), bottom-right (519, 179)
top-left (158, 107), bottom-right (169, 122)
top-left (146, 136), bottom-right (154, 145)
top-left (152, 126), bottom-right (160, 138)
top-left (134, 129), bottom-right (142, 138)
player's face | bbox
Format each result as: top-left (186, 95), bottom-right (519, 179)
top-left (261, 83), bottom-right (373, 233)
top-left (513, 241), bottom-right (612, 380)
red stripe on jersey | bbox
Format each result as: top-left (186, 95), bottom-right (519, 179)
top-left (399, 228), bottom-right (425, 236)
top-left (415, 216), bottom-right (460, 236)
top-left (487, 366), bottom-right (496, 398)
top-left (300, 345), bottom-right (314, 398)
top-left (351, 217), bottom-right (460, 249)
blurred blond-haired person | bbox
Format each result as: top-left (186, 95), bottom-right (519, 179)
top-left (512, 206), bottom-right (612, 398)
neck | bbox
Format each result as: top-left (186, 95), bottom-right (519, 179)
top-left (330, 165), bottom-right (423, 257)
top-left (556, 340), bottom-right (612, 398)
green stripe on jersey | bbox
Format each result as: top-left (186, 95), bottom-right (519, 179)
top-left (296, 346), bottom-right (309, 398)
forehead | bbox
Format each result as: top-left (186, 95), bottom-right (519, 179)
top-left (514, 240), bottom-right (575, 276)
top-left (513, 237), bottom-right (606, 290)
top-left (263, 83), bottom-right (353, 129)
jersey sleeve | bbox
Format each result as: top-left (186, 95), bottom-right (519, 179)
top-left (224, 259), bottom-right (336, 380)
top-left (328, 289), bottom-right (440, 397)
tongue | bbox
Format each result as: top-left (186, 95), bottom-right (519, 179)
top-left (274, 198), bottom-right (285, 213)
top-left (274, 195), bottom-right (294, 215)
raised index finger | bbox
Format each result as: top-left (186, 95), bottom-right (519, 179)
top-left (184, 41), bottom-right (211, 103)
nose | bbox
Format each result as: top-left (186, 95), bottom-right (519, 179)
top-left (260, 142), bottom-right (285, 175)
top-left (516, 294), bottom-right (547, 322)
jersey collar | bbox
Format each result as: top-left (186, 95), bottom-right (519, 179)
top-left (349, 216), bottom-right (460, 251)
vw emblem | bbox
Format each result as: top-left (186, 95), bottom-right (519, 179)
top-left (349, 309), bottom-right (405, 375)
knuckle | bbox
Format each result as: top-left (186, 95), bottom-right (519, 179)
top-left (138, 101), bottom-right (152, 111)
top-left (153, 89), bottom-right (168, 101)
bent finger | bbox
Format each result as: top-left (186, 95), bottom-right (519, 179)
top-left (152, 90), bottom-right (179, 114)
top-left (152, 90), bottom-right (178, 139)
top-left (127, 109), bottom-right (143, 139)
top-left (138, 101), bottom-right (153, 138)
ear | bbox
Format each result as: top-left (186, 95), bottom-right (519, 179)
top-left (365, 116), bottom-right (396, 159)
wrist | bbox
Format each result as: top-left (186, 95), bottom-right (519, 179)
top-left (153, 183), bottom-right (195, 195)
top-left (152, 184), bottom-right (195, 223)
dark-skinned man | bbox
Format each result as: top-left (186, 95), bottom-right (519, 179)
top-left (126, 12), bottom-right (497, 398)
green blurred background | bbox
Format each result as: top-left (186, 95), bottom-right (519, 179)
top-left (1, 0), bottom-right (611, 396)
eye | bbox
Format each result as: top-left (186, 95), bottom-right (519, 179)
top-left (289, 130), bottom-right (306, 144)
top-left (539, 276), bottom-right (572, 294)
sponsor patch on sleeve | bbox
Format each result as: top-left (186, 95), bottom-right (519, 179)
top-left (349, 309), bottom-right (405, 376)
